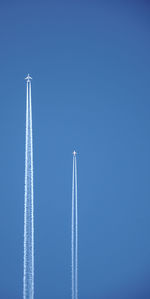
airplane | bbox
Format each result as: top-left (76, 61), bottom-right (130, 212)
top-left (25, 74), bottom-right (32, 82)
top-left (73, 150), bottom-right (77, 156)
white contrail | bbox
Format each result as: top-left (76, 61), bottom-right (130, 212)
top-left (72, 156), bottom-right (75, 299)
top-left (23, 76), bottom-right (34, 299)
top-left (23, 77), bottom-right (29, 299)
top-left (75, 155), bottom-right (78, 299)
top-left (72, 152), bottom-right (78, 299)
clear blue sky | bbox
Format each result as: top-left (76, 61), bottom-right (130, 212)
top-left (0, 1), bottom-right (150, 298)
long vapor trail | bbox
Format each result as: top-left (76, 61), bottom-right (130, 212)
top-left (72, 151), bottom-right (78, 299)
top-left (75, 156), bottom-right (78, 299)
top-left (23, 75), bottom-right (34, 299)
top-left (72, 156), bottom-right (75, 299)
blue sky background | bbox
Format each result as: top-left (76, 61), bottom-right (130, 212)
top-left (0, 0), bottom-right (150, 298)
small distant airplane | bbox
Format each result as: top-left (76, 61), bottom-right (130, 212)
top-left (73, 150), bottom-right (77, 156)
top-left (25, 74), bottom-right (32, 82)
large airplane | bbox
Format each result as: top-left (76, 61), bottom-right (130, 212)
top-left (25, 74), bottom-right (32, 82)
top-left (73, 150), bottom-right (77, 156)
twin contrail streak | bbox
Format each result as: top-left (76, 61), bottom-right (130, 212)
top-left (23, 75), bottom-right (78, 299)
top-left (72, 152), bottom-right (78, 299)
top-left (23, 75), bottom-right (34, 299)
